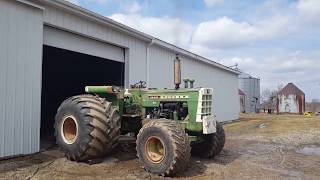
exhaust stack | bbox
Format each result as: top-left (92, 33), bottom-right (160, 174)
top-left (189, 79), bottom-right (195, 88)
top-left (183, 79), bottom-right (189, 88)
top-left (174, 55), bottom-right (181, 89)
top-left (182, 79), bottom-right (195, 89)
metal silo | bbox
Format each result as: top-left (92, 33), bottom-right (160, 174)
top-left (239, 72), bottom-right (260, 113)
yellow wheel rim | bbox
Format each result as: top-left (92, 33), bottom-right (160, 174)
top-left (145, 136), bottom-right (165, 163)
top-left (61, 116), bottom-right (78, 144)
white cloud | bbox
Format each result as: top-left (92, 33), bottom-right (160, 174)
top-left (66, 0), bottom-right (80, 5)
top-left (219, 54), bottom-right (320, 100)
top-left (217, 57), bottom-right (265, 80)
top-left (224, 54), bottom-right (319, 77)
top-left (92, 0), bottom-right (108, 4)
top-left (189, 44), bottom-right (219, 59)
top-left (296, 0), bottom-right (320, 24)
top-left (107, 1), bottom-right (319, 100)
top-left (204, 0), bottom-right (224, 7)
top-left (66, 0), bottom-right (108, 5)
top-left (126, 1), bottom-right (141, 14)
top-left (193, 17), bottom-right (258, 49)
top-left (191, 0), bottom-right (319, 52)
top-left (109, 14), bottom-right (193, 48)
top-left (272, 59), bottom-right (314, 73)
top-left (297, 0), bottom-right (320, 16)
top-left (191, 16), bottom-right (288, 49)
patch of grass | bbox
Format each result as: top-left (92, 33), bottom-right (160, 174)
top-left (225, 114), bottom-right (320, 138)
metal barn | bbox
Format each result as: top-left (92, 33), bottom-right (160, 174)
top-left (0, 0), bottom-right (240, 158)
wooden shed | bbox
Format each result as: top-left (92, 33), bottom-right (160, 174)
top-left (277, 83), bottom-right (305, 114)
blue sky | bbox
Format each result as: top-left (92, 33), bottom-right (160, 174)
top-left (67, 0), bottom-right (320, 101)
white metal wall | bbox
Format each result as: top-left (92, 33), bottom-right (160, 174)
top-left (148, 45), bottom-right (240, 122)
top-left (43, 26), bottom-right (125, 62)
top-left (0, 0), bottom-right (43, 157)
top-left (43, 4), bottom-right (148, 87)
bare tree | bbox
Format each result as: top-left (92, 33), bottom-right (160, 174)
top-left (261, 85), bottom-right (283, 112)
top-left (261, 88), bottom-right (273, 112)
top-left (262, 88), bottom-right (271, 102)
top-left (277, 84), bottom-right (284, 92)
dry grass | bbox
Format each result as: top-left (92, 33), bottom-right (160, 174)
top-left (226, 113), bottom-right (320, 145)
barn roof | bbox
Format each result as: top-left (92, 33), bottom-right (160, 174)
top-left (278, 83), bottom-right (305, 96)
top-left (31, 0), bottom-right (240, 75)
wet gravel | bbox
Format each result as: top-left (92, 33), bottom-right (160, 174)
top-left (0, 114), bottom-right (320, 180)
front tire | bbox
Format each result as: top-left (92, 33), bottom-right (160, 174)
top-left (54, 94), bottom-right (121, 161)
top-left (136, 120), bottom-right (191, 176)
top-left (191, 122), bottom-right (225, 158)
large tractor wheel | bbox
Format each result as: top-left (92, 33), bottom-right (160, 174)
top-left (54, 94), bottom-right (121, 161)
top-left (191, 122), bottom-right (225, 158)
top-left (136, 119), bottom-right (191, 176)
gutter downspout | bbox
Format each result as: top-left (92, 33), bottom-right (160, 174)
top-left (146, 38), bottom-right (155, 88)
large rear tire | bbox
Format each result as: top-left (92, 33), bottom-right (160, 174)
top-left (191, 122), bottom-right (225, 158)
top-left (54, 94), bottom-right (121, 161)
top-left (136, 119), bottom-right (191, 176)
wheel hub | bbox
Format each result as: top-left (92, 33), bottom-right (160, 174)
top-left (145, 136), bottom-right (165, 163)
top-left (61, 116), bottom-right (78, 144)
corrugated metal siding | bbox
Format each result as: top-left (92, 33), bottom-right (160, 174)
top-left (43, 26), bottom-right (125, 62)
top-left (0, 0), bottom-right (240, 158)
top-left (42, 5), bottom-right (239, 121)
top-left (43, 5), bottom-right (148, 87)
top-left (149, 45), bottom-right (239, 122)
top-left (0, 0), bottom-right (43, 157)
top-left (239, 77), bottom-right (260, 113)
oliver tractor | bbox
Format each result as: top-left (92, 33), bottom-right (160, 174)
top-left (54, 56), bottom-right (225, 176)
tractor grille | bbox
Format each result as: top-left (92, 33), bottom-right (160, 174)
top-left (196, 88), bottom-right (213, 122)
top-left (201, 94), bottom-right (212, 119)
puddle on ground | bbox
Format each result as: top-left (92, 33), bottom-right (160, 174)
top-left (258, 123), bottom-right (267, 129)
top-left (296, 145), bottom-right (320, 156)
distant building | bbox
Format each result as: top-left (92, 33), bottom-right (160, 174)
top-left (277, 83), bottom-right (305, 114)
top-left (239, 89), bottom-right (246, 113)
top-left (239, 72), bottom-right (260, 113)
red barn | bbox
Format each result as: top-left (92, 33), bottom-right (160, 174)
top-left (277, 83), bottom-right (305, 115)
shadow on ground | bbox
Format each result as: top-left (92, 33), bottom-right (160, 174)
top-left (0, 149), bottom-right (58, 173)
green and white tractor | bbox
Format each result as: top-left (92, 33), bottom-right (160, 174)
top-left (54, 56), bottom-right (225, 176)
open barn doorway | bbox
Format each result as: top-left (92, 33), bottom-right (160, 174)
top-left (41, 45), bottom-right (125, 149)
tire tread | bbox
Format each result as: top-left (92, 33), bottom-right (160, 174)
top-left (54, 94), bottom-right (121, 161)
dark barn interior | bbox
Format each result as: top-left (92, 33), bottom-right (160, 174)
top-left (41, 45), bottom-right (124, 147)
